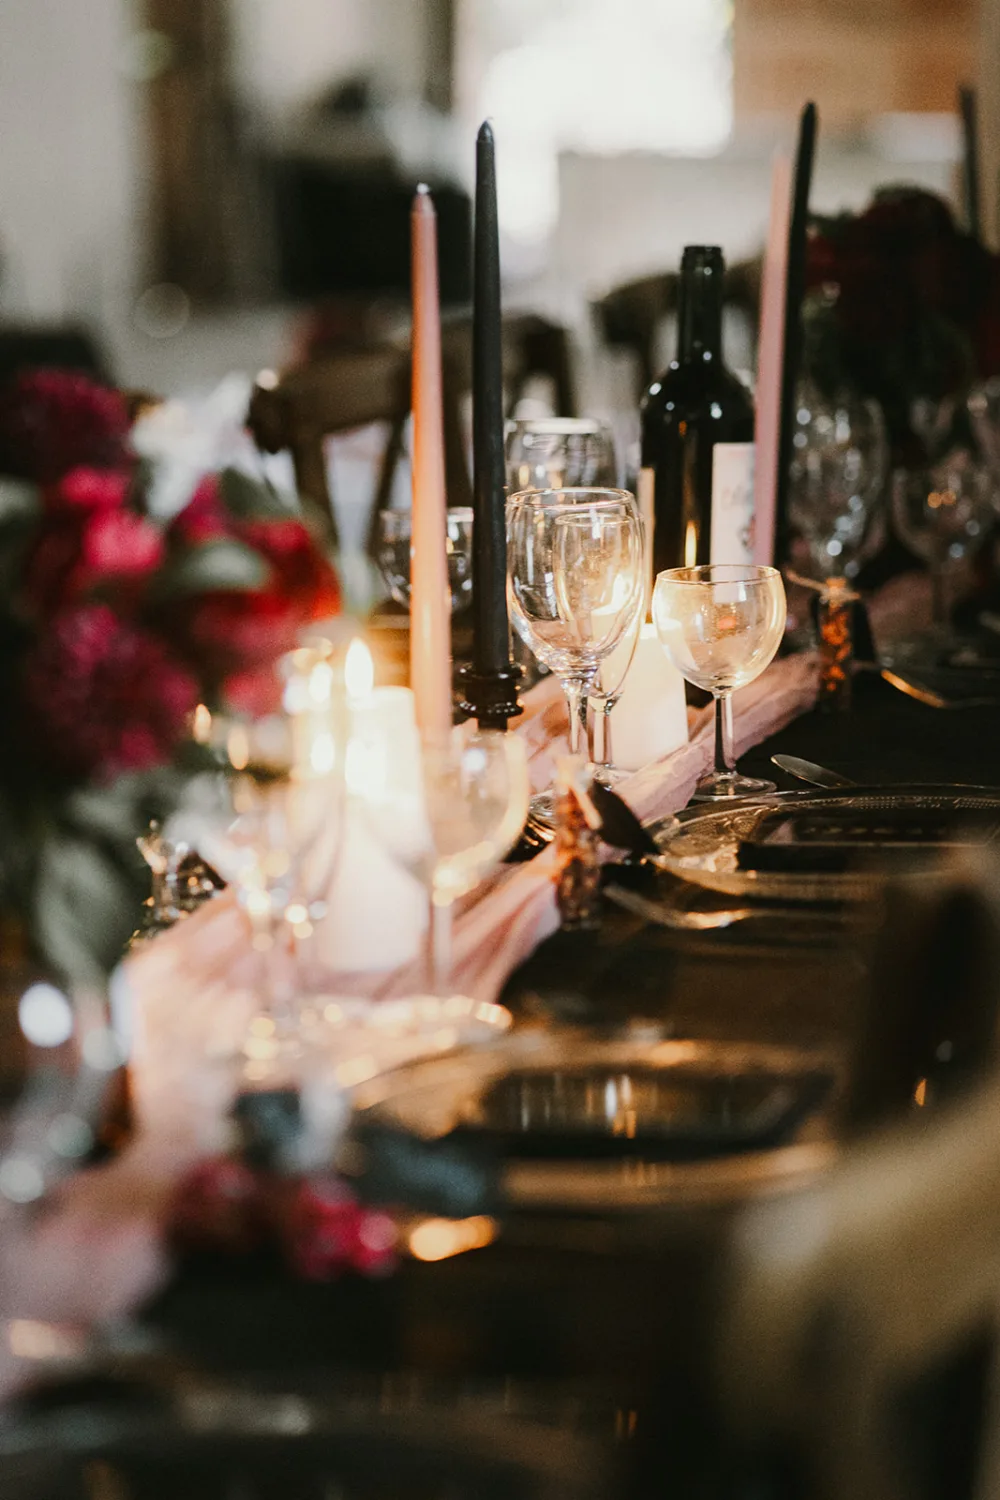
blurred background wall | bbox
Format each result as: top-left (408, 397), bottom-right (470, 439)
top-left (0, 0), bottom-right (995, 388)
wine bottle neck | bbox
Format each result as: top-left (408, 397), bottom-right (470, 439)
top-left (676, 256), bottom-right (723, 364)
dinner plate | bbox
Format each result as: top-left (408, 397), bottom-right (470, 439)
top-left (350, 1032), bottom-right (836, 1213)
top-left (651, 785), bottom-right (1000, 903)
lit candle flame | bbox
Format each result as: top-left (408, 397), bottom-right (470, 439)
top-left (345, 637), bottom-right (375, 700)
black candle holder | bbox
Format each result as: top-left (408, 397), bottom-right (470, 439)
top-left (456, 661), bottom-right (523, 731)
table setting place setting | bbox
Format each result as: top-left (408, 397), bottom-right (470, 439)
top-left (7, 91), bottom-right (1000, 1500)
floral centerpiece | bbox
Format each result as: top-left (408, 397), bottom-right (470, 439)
top-left (803, 186), bottom-right (1000, 461)
top-left (0, 368), bottom-right (339, 983)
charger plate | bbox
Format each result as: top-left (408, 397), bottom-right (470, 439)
top-left (651, 785), bottom-right (1000, 903)
top-left (351, 1033), bottom-right (836, 1213)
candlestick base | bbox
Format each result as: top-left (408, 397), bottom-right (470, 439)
top-left (456, 663), bottom-right (524, 730)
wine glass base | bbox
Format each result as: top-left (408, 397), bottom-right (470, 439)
top-left (692, 772), bottom-right (776, 802)
top-left (527, 789), bottom-right (556, 828)
top-left (591, 764), bottom-right (630, 787)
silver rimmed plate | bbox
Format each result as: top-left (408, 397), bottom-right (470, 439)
top-left (351, 1031), bottom-right (836, 1213)
top-left (651, 785), bottom-right (1000, 903)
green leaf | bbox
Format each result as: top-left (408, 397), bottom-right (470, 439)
top-left (34, 834), bottom-right (141, 985)
top-left (0, 478), bottom-right (39, 522)
top-left (159, 537), bottom-right (271, 596)
top-left (219, 466), bottom-right (293, 521)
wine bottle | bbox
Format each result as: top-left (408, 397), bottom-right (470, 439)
top-left (639, 246), bottom-right (755, 590)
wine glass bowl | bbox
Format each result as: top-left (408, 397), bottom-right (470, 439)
top-left (505, 417), bottom-right (617, 492)
top-left (376, 507), bottom-right (474, 612)
top-left (349, 721), bottom-right (529, 996)
top-left (890, 454), bottom-right (997, 627)
top-left (507, 490), bottom-right (645, 760)
top-left (787, 384), bottom-right (888, 579)
top-left (653, 564), bottom-right (786, 800)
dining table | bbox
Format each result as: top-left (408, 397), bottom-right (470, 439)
top-left (6, 656), bottom-right (981, 1498)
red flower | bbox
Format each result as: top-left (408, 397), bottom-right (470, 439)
top-left (21, 501), bottom-right (164, 617)
top-left (280, 1178), bottom-right (396, 1282)
top-left (168, 474), bottom-right (231, 547)
top-left (169, 1158), bottom-right (267, 1256)
top-left (182, 590), bottom-right (304, 674)
top-left (163, 495), bottom-right (340, 684)
top-left (0, 369), bottom-right (130, 482)
top-left (22, 524), bottom-right (87, 617)
top-left (20, 604), bottom-right (199, 779)
top-left (237, 516), bottom-right (341, 616)
top-left (222, 665), bottom-right (286, 718)
top-left (45, 465), bottom-right (131, 514)
top-left (78, 508), bottom-right (164, 587)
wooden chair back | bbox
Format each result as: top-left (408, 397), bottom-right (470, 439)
top-left (246, 313), bottom-right (577, 553)
top-left (592, 261), bottom-right (761, 401)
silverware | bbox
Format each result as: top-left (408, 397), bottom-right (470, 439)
top-left (771, 754), bottom-right (856, 790)
top-left (880, 668), bottom-right (1000, 710)
top-left (589, 781), bottom-right (661, 855)
top-left (604, 884), bottom-right (848, 933)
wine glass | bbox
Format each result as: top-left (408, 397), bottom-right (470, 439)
top-left (587, 612), bottom-right (643, 784)
top-left (166, 654), bottom-right (347, 1066)
top-left (349, 722), bottom-right (529, 997)
top-left (787, 383), bottom-right (888, 580)
top-left (505, 417), bottom-right (618, 492)
top-left (507, 489), bottom-right (645, 762)
top-left (890, 453), bottom-right (997, 628)
top-left (376, 507), bottom-right (474, 612)
top-left (652, 564), bottom-right (786, 801)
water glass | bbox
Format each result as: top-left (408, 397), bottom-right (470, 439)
top-left (352, 723), bottom-right (529, 996)
top-left (505, 417), bottom-right (617, 492)
top-left (507, 489), bottom-right (645, 759)
top-left (653, 564), bottom-right (786, 800)
top-left (890, 453), bottom-right (997, 626)
top-left (376, 507), bottom-right (474, 612)
top-left (788, 383), bottom-right (888, 580)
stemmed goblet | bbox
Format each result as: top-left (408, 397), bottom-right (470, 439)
top-left (653, 564), bottom-right (786, 801)
top-left (507, 489), bottom-right (645, 762)
top-left (376, 507), bottom-right (474, 612)
top-left (505, 417), bottom-right (618, 492)
top-left (348, 720), bottom-right (529, 997)
top-left (166, 649), bottom-right (346, 1067)
top-left (787, 382), bottom-right (888, 580)
top-left (890, 454), bottom-right (997, 630)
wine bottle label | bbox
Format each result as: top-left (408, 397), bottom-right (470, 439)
top-left (638, 465), bottom-right (655, 611)
top-left (710, 443), bottom-right (756, 565)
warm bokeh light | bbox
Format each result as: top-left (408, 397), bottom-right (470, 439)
top-left (192, 703), bottom-right (212, 745)
top-left (408, 1215), bottom-right (499, 1262)
top-left (345, 638), bottom-right (375, 700)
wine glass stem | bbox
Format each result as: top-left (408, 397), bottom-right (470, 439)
top-left (714, 691), bottom-right (735, 776)
top-left (562, 679), bottom-right (590, 757)
top-left (429, 890), bottom-right (454, 997)
top-left (597, 700), bottom-right (615, 770)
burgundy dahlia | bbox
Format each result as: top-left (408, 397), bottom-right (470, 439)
top-left (0, 369), bottom-right (130, 483)
top-left (20, 604), bottom-right (199, 780)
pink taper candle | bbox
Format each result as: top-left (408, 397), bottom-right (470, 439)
top-left (409, 185), bottom-right (453, 744)
top-left (753, 152), bottom-right (792, 566)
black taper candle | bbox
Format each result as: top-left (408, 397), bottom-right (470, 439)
top-left (459, 118), bottom-right (522, 729)
top-left (773, 100), bottom-right (817, 568)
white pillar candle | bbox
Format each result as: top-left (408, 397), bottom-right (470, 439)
top-left (607, 622), bottom-right (688, 772)
top-left (313, 644), bottom-right (428, 975)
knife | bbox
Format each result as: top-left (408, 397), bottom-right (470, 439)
top-left (771, 754), bottom-right (856, 790)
